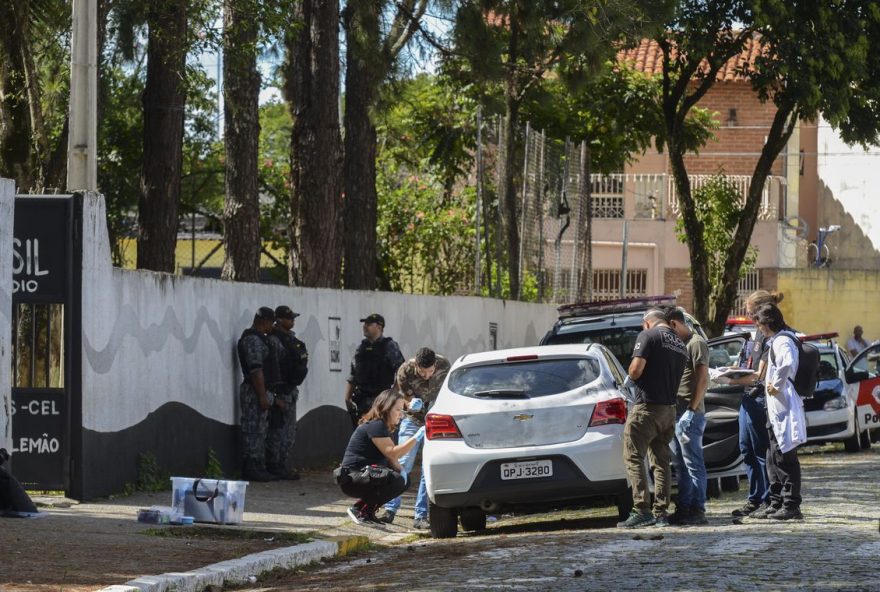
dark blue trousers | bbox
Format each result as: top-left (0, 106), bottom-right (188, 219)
top-left (739, 395), bottom-right (770, 504)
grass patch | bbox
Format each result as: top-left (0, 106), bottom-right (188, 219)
top-left (140, 525), bottom-right (314, 544)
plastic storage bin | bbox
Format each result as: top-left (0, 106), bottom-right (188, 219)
top-left (170, 477), bottom-right (249, 524)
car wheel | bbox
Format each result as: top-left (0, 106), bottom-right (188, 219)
top-left (843, 410), bottom-right (861, 453)
top-left (706, 477), bottom-right (721, 499)
top-left (616, 489), bottom-right (634, 520)
top-left (459, 507), bottom-right (487, 532)
top-left (720, 476), bottom-right (740, 492)
top-left (429, 502), bottom-right (458, 539)
top-left (859, 427), bottom-right (872, 450)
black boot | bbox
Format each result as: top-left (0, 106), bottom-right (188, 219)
top-left (242, 459), bottom-right (279, 482)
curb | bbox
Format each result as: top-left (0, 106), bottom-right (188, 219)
top-left (99, 536), bottom-right (370, 592)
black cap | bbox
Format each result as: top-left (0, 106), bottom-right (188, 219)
top-left (255, 306), bottom-right (275, 322)
top-left (275, 305), bottom-right (300, 320)
top-left (359, 313), bottom-right (385, 327)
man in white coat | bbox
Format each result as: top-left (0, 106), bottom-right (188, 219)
top-left (750, 303), bottom-right (807, 521)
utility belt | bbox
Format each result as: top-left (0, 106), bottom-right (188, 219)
top-left (333, 464), bottom-right (395, 487)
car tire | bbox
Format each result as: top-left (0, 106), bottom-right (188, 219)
top-left (459, 507), bottom-right (487, 532)
top-left (706, 477), bottom-right (721, 499)
top-left (844, 410), bottom-right (861, 453)
top-left (859, 427), bottom-right (872, 450)
top-left (616, 489), bottom-right (634, 520)
top-left (429, 502), bottom-right (458, 539)
top-left (720, 476), bottom-right (740, 492)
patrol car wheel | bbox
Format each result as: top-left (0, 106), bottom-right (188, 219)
top-left (844, 410), bottom-right (861, 453)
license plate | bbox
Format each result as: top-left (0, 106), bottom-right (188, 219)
top-left (500, 460), bottom-right (553, 480)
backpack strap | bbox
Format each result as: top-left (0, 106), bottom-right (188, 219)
top-left (769, 331), bottom-right (799, 385)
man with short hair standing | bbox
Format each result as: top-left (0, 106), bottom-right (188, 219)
top-left (266, 305), bottom-right (309, 480)
top-left (618, 306), bottom-right (687, 528)
top-left (378, 347), bottom-right (451, 529)
top-left (847, 325), bottom-right (870, 357)
top-left (666, 307), bottom-right (710, 526)
top-left (344, 314), bottom-right (405, 426)
top-left (237, 307), bottom-right (282, 482)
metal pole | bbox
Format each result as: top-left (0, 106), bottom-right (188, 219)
top-left (517, 122), bottom-right (531, 301)
top-left (67, 0), bottom-right (98, 191)
top-left (474, 107), bottom-right (483, 293)
top-left (620, 220), bottom-right (629, 299)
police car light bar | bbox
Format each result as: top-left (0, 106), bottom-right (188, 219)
top-left (801, 332), bottom-right (839, 342)
top-left (557, 295), bottom-right (678, 319)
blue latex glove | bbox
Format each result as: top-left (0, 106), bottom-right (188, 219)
top-left (623, 375), bottom-right (635, 389)
top-left (677, 409), bottom-right (694, 442)
top-left (409, 398), bottom-right (424, 412)
top-left (414, 426), bottom-right (426, 442)
top-left (399, 467), bottom-right (409, 484)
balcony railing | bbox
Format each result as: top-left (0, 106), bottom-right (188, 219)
top-left (586, 173), bottom-right (786, 221)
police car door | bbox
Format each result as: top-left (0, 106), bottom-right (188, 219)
top-left (844, 342), bottom-right (880, 438)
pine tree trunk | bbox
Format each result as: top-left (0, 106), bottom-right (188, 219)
top-left (284, 0), bottom-right (343, 287)
top-left (576, 141), bottom-right (592, 301)
top-left (221, 0), bottom-right (261, 282)
top-left (342, 1), bottom-right (381, 291)
top-left (0, 0), bottom-right (34, 191)
top-left (138, 0), bottom-right (186, 272)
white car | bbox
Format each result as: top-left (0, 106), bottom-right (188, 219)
top-left (422, 344), bottom-right (632, 539)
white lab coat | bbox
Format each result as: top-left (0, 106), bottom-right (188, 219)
top-left (766, 332), bottom-right (808, 453)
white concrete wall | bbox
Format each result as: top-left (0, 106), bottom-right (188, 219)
top-left (817, 117), bottom-right (880, 252)
top-left (0, 179), bottom-right (13, 450)
top-left (80, 194), bottom-right (558, 433)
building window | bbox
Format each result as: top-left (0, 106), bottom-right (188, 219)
top-left (591, 175), bottom-right (624, 218)
top-left (732, 269), bottom-right (760, 316)
top-left (592, 269), bottom-right (648, 301)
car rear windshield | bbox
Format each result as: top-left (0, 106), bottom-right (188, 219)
top-left (447, 358), bottom-right (602, 399)
top-left (543, 327), bottom-right (640, 369)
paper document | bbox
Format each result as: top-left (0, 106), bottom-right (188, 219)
top-left (709, 367), bottom-right (757, 380)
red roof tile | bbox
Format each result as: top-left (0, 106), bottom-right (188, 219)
top-left (619, 36), bottom-right (766, 82)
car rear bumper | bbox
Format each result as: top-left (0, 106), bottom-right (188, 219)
top-left (431, 454), bottom-right (628, 508)
top-left (424, 428), bottom-right (627, 508)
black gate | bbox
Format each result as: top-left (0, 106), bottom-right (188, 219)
top-left (10, 195), bottom-right (75, 490)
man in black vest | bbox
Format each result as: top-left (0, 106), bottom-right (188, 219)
top-left (266, 305), bottom-right (309, 480)
top-left (344, 313), bottom-right (404, 427)
top-left (237, 307), bottom-right (282, 482)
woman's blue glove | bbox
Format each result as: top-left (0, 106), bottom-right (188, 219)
top-left (414, 426), bottom-right (426, 442)
top-left (400, 467), bottom-right (408, 484)
top-left (409, 398), bottom-right (424, 412)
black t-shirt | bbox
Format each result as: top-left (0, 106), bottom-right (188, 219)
top-left (341, 419), bottom-right (396, 469)
top-left (631, 325), bottom-right (687, 405)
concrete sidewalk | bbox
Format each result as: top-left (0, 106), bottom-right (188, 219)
top-left (2, 470), bottom-right (423, 592)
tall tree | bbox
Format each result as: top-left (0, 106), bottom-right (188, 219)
top-left (138, 0), bottom-right (187, 272)
top-left (341, 0), bottom-right (427, 290)
top-left (221, 0), bottom-right (261, 282)
top-left (0, 0), bottom-right (70, 192)
top-left (448, 0), bottom-right (671, 300)
top-left (282, 0), bottom-right (344, 287)
top-left (658, 0), bottom-right (880, 336)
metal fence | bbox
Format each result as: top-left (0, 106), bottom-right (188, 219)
top-left (474, 117), bottom-right (787, 305)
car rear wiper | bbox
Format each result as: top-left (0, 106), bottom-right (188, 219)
top-left (471, 389), bottom-right (529, 399)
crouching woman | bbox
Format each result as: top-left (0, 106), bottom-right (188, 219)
top-left (335, 389), bottom-right (424, 524)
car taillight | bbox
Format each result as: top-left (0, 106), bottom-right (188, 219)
top-left (589, 399), bottom-right (627, 426)
top-left (425, 413), bottom-right (462, 440)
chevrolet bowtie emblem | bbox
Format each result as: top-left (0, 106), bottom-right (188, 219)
top-left (513, 414), bottom-right (534, 421)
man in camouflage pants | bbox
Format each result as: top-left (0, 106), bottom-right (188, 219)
top-left (377, 347), bottom-right (451, 529)
top-left (266, 305), bottom-right (309, 480)
top-left (237, 307), bottom-right (282, 482)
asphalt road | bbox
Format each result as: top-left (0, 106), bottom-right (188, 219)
top-left (235, 444), bottom-right (880, 592)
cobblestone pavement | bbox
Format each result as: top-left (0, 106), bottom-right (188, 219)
top-left (243, 445), bottom-right (880, 592)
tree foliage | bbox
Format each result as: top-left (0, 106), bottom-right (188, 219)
top-left (657, 0), bottom-right (880, 336)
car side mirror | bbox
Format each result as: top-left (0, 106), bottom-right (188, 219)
top-left (845, 369), bottom-right (869, 383)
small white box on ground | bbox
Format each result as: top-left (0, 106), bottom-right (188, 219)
top-left (170, 477), bottom-right (249, 524)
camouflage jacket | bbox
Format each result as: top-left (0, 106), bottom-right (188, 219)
top-left (396, 355), bottom-right (451, 424)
